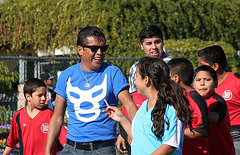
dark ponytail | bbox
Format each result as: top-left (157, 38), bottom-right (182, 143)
top-left (138, 57), bottom-right (192, 140)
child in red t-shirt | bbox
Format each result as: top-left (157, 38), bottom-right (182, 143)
top-left (193, 65), bottom-right (235, 155)
top-left (3, 78), bottom-right (66, 155)
top-left (168, 58), bottom-right (209, 155)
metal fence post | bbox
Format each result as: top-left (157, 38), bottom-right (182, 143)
top-left (19, 55), bottom-right (24, 84)
top-left (34, 59), bottom-right (39, 78)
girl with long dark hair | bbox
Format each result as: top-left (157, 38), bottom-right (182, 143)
top-left (104, 57), bottom-right (192, 155)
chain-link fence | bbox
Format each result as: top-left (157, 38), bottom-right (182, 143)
top-left (0, 55), bottom-right (139, 153)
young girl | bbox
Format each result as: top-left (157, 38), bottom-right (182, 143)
top-left (104, 57), bottom-right (192, 155)
top-left (193, 65), bottom-right (235, 155)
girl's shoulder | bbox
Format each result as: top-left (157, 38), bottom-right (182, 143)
top-left (165, 104), bottom-right (177, 116)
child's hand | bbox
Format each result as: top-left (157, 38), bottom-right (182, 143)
top-left (103, 106), bottom-right (124, 122)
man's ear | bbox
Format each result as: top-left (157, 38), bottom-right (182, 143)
top-left (77, 45), bottom-right (83, 56)
top-left (212, 63), bottom-right (219, 71)
top-left (140, 43), bottom-right (144, 50)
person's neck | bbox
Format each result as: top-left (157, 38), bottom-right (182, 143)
top-left (180, 82), bottom-right (192, 92)
top-left (203, 92), bottom-right (215, 100)
top-left (26, 105), bottom-right (41, 119)
top-left (216, 68), bottom-right (230, 85)
top-left (160, 51), bottom-right (165, 58)
top-left (81, 63), bottom-right (100, 71)
top-left (182, 85), bottom-right (192, 92)
top-left (145, 88), bottom-right (158, 111)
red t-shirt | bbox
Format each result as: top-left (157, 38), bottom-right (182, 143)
top-left (205, 93), bottom-right (235, 155)
top-left (122, 90), bottom-right (147, 118)
top-left (215, 72), bottom-right (240, 126)
top-left (7, 107), bottom-right (67, 155)
top-left (183, 89), bottom-right (209, 155)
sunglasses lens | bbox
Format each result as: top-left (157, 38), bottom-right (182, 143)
top-left (91, 46), bottom-right (99, 53)
top-left (100, 45), bottom-right (109, 52)
top-left (83, 45), bottom-right (109, 52)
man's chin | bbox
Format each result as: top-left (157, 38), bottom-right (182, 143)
top-left (92, 62), bottom-right (103, 70)
top-left (150, 54), bottom-right (160, 58)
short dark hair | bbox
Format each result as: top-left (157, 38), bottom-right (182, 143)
top-left (198, 45), bottom-right (227, 69)
top-left (168, 58), bottom-right (194, 86)
top-left (77, 26), bottom-right (106, 46)
top-left (24, 78), bottom-right (46, 98)
top-left (193, 65), bottom-right (217, 83)
top-left (138, 24), bottom-right (163, 44)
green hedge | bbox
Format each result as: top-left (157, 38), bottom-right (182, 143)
top-left (0, 0), bottom-right (239, 55)
top-left (0, 0), bottom-right (239, 90)
top-left (0, 62), bottom-right (18, 92)
top-left (165, 38), bottom-right (240, 73)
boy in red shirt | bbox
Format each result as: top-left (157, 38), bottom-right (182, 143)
top-left (193, 65), bottom-right (235, 155)
top-left (198, 45), bottom-right (240, 154)
top-left (3, 78), bottom-right (66, 155)
top-left (168, 58), bottom-right (209, 155)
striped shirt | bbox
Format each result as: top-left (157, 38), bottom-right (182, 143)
top-left (128, 52), bottom-right (172, 93)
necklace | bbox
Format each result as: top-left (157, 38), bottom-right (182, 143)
top-left (80, 67), bottom-right (99, 87)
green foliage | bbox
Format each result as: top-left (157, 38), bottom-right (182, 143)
top-left (0, 61), bottom-right (18, 92)
top-left (0, 0), bottom-right (239, 78)
top-left (0, 0), bottom-right (239, 56)
top-left (165, 38), bottom-right (240, 73)
top-left (0, 105), bottom-right (11, 125)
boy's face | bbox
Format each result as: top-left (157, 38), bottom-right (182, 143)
top-left (193, 71), bottom-right (216, 99)
top-left (141, 36), bottom-right (163, 58)
top-left (26, 86), bottom-right (47, 109)
top-left (46, 79), bottom-right (53, 89)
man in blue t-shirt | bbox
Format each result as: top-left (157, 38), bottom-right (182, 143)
top-left (45, 26), bottom-right (138, 155)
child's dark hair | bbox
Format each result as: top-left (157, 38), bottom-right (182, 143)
top-left (168, 57), bottom-right (194, 87)
top-left (198, 45), bottom-right (227, 69)
top-left (193, 65), bottom-right (218, 82)
top-left (24, 78), bottom-right (46, 98)
top-left (138, 57), bottom-right (192, 140)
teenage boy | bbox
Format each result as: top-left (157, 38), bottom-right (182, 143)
top-left (168, 58), bottom-right (209, 155)
top-left (198, 45), bottom-right (240, 154)
top-left (193, 65), bottom-right (235, 155)
top-left (129, 24), bottom-right (171, 93)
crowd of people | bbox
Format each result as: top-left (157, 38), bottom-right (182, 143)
top-left (2, 25), bottom-right (240, 155)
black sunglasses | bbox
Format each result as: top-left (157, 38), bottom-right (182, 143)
top-left (82, 45), bottom-right (109, 53)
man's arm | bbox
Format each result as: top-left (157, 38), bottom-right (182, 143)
top-left (116, 134), bottom-right (128, 154)
top-left (118, 87), bottom-right (137, 122)
top-left (45, 94), bottom-right (66, 155)
top-left (103, 106), bottom-right (133, 139)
